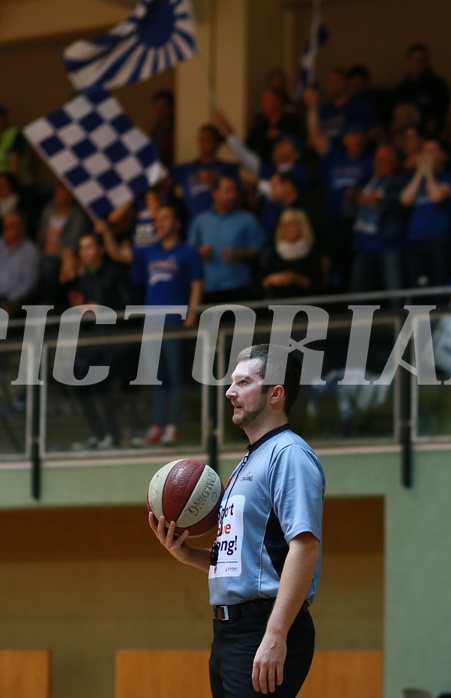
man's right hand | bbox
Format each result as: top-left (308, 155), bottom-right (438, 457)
top-left (303, 86), bottom-right (320, 109)
top-left (198, 244), bottom-right (214, 260)
top-left (148, 513), bottom-right (212, 572)
top-left (94, 219), bottom-right (111, 237)
top-left (214, 110), bottom-right (234, 136)
top-left (148, 513), bottom-right (191, 563)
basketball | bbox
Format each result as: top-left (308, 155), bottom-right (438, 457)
top-left (147, 459), bottom-right (224, 537)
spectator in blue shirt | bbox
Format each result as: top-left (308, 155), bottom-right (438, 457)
top-left (347, 64), bottom-right (391, 130)
top-left (401, 138), bottom-right (451, 289)
top-left (350, 145), bottom-right (407, 295)
top-left (94, 179), bottom-right (186, 308)
top-left (305, 86), bottom-right (373, 291)
top-left (397, 124), bottom-right (424, 172)
top-left (132, 202), bottom-right (203, 446)
top-left (172, 124), bottom-right (239, 223)
top-left (389, 103), bottom-right (422, 156)
top-left (319, 68), bottom-right (380, 147)
top-left (97, 199), bottom-right (203, 447)
top-left (214, 110), bottom-right (310, 237)
top-left (189, 176), bottom-right (266, 303)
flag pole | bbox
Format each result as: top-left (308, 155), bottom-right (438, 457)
top-left (309, 0), bottom-right (322, 88)
top-left (187, 0), bottom-right (218, 113)
top-left (292, 0), bottom-right (322, 102)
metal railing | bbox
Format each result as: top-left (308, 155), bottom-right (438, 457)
top-left (1, 287), bottom-right (451, 493)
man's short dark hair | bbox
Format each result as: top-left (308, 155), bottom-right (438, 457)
top-left (265, 68), bottom-right (285, 83)
top-left (406, 43), bottom-right (429, 58)
top-left (0, 172), bottom-right (20, 194)
top-left (401, 123), bottom-right (424, 139)
top-left (264, 88), bottom-right (286, 104)
top-left (330, 67), bottom-right (347, 78)
top-left (79, 231), bottom-right (103, 248)
top-left (2, 209), bottom-right (26, 229)
top-left (236, 344), bottom-right (302, 415)
top-left (212, 175), bottom-right (237, 191)
top-left (347, 64), bottom-right (370, 81)
top-left (279, 171), bottom-right (300, 192)
top-left (152, 90), bottom-right (174, 108)
top-left (159, 198), bottom-right (185, 223)
top-left (199, 124), bottom-right (224, 145)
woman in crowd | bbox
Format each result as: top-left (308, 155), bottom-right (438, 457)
top-left (261, 208), bottom-right (321, 298)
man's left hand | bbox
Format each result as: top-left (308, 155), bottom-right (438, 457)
top-left (252, 633), bottom-right (287, 694)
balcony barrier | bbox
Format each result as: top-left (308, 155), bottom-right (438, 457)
top-left (1, 286), bottom-right (451, 495)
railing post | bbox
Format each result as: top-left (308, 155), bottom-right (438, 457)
top-left (399, 300), bottom-right (413, 488)
top-left (207, 382), bottom-right (218, 473)
top-left (400, 363), bottom-right (413, 488)
top-left (207, 339), bottom-right (219, 472)
top-left (31, 382), bottom-right (42, 500)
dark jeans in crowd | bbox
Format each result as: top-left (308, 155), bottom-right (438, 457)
top-left (150, 336), bottom-right (186, 427)
top-left (73, 343), bottom-right (129, 445)
top-left (350, 249), bottom-right (403, 295)
top-left (407, 235), bottom-right (451, 290)
top-left (327, 218), bottom-right (355, 292)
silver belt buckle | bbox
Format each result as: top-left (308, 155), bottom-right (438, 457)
top-left (217, 605), bottom-right (230, 621)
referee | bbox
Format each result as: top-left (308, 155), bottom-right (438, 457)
top-left (149, 344), bottom-right (325, 697)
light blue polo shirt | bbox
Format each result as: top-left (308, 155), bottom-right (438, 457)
top-left (188, 207), bottom-right (266, 293)
top-left (208, 425), bottom-right (325, 606)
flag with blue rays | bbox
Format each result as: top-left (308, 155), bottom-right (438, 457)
top-left (64, 0), bottom-right (198, 92)
top-left (293, 1), bottom-right (328, 101)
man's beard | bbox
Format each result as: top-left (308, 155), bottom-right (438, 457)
top-left (232, 394), bottom-right (267, 428)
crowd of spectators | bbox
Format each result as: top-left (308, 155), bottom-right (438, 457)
top-left (2, 42), bottom-right (451, 322)
top-left (2, 41), bottom-right (451, 447)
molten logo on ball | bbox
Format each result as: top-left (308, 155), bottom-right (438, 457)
top-left (147, 459), bottom-right (224, 537)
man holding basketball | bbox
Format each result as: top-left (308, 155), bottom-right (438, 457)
top-left (149, 344), bottom-right (325, 697)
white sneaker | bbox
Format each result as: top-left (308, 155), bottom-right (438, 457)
top-left (71, 436), bottom-right (99, 451)
top-left (161, 424), bottom-right (178, 446)
top-left (97, 434), bottom-right (115, 450)
top-left (130, 435), bottom-right (146, 448)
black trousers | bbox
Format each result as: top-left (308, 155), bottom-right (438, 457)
top-left (209, 607), bottom-right (315, 698)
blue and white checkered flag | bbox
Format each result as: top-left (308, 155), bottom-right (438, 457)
top-left (293, 2), bottom-right (328, 101)
top-left (24, 88), bottom-right (167, 220)
top-left (64, 0), bottom-right (198, 92)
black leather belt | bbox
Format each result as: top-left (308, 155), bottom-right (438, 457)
top-left (213, 598), bottom-right (309, 621)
